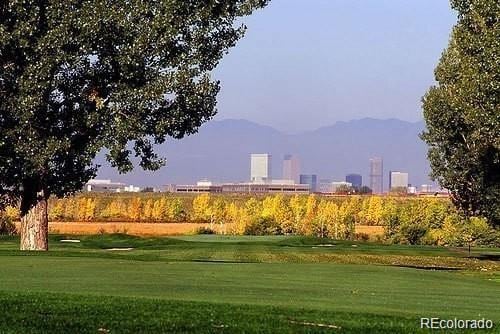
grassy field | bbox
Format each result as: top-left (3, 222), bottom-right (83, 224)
top-left (0, 234), bottom-right (499, 333)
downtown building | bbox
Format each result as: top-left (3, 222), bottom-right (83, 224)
top-left (250, 154), bottom-right (272, 183)
top-left (282, 154), bottom-right (300, 184)
top-left (300, 174), bottom-right (318, 192)
top-left (369, 157), bottom-right (383, 194)
top-left (389, 171), bottom-right (409, 190)
top-left (345, 174), bottom-right (362, 189)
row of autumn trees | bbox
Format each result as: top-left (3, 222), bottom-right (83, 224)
top-left (3, 194), bottom-right (499, 246)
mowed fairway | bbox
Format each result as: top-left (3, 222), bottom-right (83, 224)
top-left (0, 235), bottom-right (499, 333)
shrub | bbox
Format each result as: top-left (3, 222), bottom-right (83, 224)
top-left (196, 226), bottom-right (216, 235)
top-left (0, 213), bottom-right (17, 235)
top-left (400, 223), bottom-right (428, 245)
top-left (460, 217), bottom-right (500, 247)
top-left (354, 232), bottom-right (370, 242)
top-left (244, 217), bottom-right (282, 236)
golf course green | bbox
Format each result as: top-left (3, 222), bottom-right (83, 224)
top-left (0, 234), bottom-right (499, 333)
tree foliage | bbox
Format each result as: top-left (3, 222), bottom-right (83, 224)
top-left (0, 210), bottom-right (17, 235)
top-left (421, 0), bottom-right (499, 226)
top-left (0, 0), bottom-right (269, 212)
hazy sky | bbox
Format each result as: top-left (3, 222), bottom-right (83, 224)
top-left (212, 0), bottom-right (457, 133)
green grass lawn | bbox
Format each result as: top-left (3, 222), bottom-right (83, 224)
top-left (0, 234), bottom-right (499, 333)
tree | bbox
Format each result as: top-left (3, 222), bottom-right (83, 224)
top-left (142, 199), bottom-right (153, 222)
top-left (421, 0), bottom-right (499, 226)
top-left (301, 194), bottom-right (317, 235)
top-left (315, 200), bottom-right (336, 238)
top-left (192, 194), bottom-right (211, 222)
top-left (335, 184), bottom-right (353, 195)
top-left (151, 198), bottom-right (167, 221)
top-left (389, 186), bottom-right (408, 195)
top-left (289, 195), bottom-right (305, 232)
top-left (358, 186), bottom-right (372, 195)
top-left (165, 197), bottom-right (185, 222)
top-left (102, 199), bottom-right (125, 220)
top-left (0, 1), bottom-right (269, 250)
top-left (360, 196), bottom-right (384, 226)
top-left (127, 198), bottom-right (142, 222)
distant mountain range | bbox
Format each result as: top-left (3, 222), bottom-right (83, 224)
top-left (95, 118), bottom-right (435, 190)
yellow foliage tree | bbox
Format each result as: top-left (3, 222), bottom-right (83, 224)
top-left (362, 196), bottom-right (384, 225)
top-left (5, 206), bottom-right (20, 221)
top-left (261, 196), bottom-right (274, 219)
top-left (85, 198), bottom-right (96, 221)
top-left (244, 197), bottom-right (262, 217)
top-left (102, 199), bottom-right (126, 220)
top-left (63, 198), bottom-right (77, 221)
top-left (151, 198), bottom-right (167, 221)
top-left (165, 198), bottom-right (184, 221)
top-left (209, 198), bottom-right (227, 232)
top-left (270, 195), bottom-right (293, 233)
top-left (192, 194), bottom-right (211, 222)
top-left (335, 199), bottom-right (356, 239)
top-left (317, 201), bottom-right (338, 238)
top-left (226, 203), bottom-right (248, 235)
top-left (143, 199), bottom-right (153, 222)
top-left (128, 198), bottom-right (142, 221)
top-left (49, 200), bottom-right (65, 221)
top-left (301, 194), bottom-right (317, 235)
top-left (289, 195), bottom-right (306, 232)
top-left (76, 198), bottom-right (88, 221)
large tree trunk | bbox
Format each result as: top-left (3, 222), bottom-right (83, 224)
top-left (20, 191), bottom-right (49, 251)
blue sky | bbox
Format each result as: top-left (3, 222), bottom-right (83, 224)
top-left (213, 0), bottom-right (457, 133)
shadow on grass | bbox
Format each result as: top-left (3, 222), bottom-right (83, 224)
top-left (392, 264), bottom-right (462, 271)
top-left (473, 254), bottom-right (500, 261)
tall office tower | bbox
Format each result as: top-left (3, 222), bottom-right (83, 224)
top-left (369, 157), bottom-right (383, 193)
top-left (345, 174), bottom-right (362, 189)
top-left (250, 154), bottom-right (272, 183)
top-left (389, 171), bottom-right (409, 190)
top-left (300, 174), bottom-right (317, 192)
top-left (282, 154), bottom-right (300, 183)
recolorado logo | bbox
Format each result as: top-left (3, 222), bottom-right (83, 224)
top-left (420, 318), bottom-right (494, 330)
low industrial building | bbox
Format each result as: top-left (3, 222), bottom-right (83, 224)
top-left (85, 179), bottom-right (126, 192)
top-left (85, 179), bottom-right (141, 193)
top-left (166, 181), bottom-right (309, 194)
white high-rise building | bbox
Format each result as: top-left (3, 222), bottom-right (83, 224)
top-left (251, 154), bottom-right (272, 183)
top-left (389, 171), bottom-right (409, 189)
top-left (282, 154), bottom-right (300, 183)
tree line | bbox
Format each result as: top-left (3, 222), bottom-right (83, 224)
top-left (2, 194), bottom-right (498, 246)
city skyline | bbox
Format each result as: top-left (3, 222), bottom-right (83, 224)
top-left (92, 150), bottom-right (425, 194)
top-left (96, 117), bottom-right (433, 188)
top-left (89, 151), bottom-right (430, 194)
